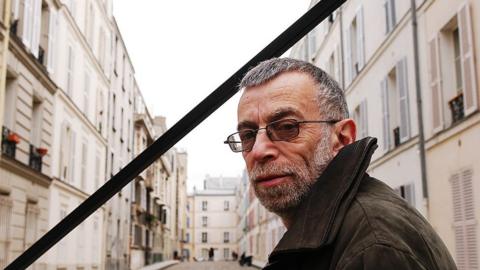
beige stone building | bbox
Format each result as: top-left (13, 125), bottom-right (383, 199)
top-left (0, 0), bottom-right (57, 268)
top-left (186, 176), bottom-right (238, 261)
top-left (290, 0), bottom-right (480, 267)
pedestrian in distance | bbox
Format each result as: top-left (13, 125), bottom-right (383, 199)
top-left (224, 58), bottom-right (457, 269)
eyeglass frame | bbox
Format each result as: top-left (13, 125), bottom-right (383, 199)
top-left (224, 118), bottom-right (340, 152)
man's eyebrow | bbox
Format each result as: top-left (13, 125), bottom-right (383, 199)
top-left (267, 108), bottom-right (301, 122)
top-left (237, 121), bottom-right (257, 131)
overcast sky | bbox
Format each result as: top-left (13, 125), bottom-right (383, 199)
top-left (113, 0), bottom-right (311, 191)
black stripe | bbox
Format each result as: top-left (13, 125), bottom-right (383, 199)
top-left (6, 0), bottom-right (345, 268)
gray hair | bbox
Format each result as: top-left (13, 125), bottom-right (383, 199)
top-left (239, 58), bottom-right (349, 120)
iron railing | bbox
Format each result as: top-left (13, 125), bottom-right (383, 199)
top-left (5, 0), bottom-right (346, 268)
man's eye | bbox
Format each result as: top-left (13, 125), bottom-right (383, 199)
top-left (275, 121), bottom-right (296, 131)
top-left (239, 130), bottom-right (256, 141)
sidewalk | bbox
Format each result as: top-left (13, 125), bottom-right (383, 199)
top-left (138, 260), bottom-right (179, 270)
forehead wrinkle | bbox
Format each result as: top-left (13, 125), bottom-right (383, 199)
top-left (268, 107), bottom-right (302, 123)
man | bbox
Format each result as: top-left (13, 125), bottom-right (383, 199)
top-left (224, 58), bottom-right (456, 269)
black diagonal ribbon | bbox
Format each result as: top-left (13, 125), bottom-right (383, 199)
top-left (6, 0), bottom-right (345, 268)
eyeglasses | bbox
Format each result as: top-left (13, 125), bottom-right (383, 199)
top-left (224, 118), bottom-right (339, 152)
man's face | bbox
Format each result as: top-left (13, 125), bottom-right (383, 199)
top-left (237, 71), bottom-right (335, 214)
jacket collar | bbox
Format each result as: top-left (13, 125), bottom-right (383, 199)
top-left (269, 137), bottom-right (378, 260)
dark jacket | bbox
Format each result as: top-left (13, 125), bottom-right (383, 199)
top-left (264, 137), bottom-right (456, 270)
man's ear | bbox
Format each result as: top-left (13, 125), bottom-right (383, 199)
top-left (331, 119), bottom-right (356, 155)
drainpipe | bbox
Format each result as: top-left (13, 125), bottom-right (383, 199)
top-left (339, 6), bottom-right (345, 90)
top-left (0, 0), bottom-right (12, 128)
top-left (410, 0), bottom-right (428, 199)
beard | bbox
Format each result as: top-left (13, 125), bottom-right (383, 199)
top-left (248, 129), bottom-right (335, 216)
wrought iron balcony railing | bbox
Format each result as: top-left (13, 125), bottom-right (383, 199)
top-left (2, 126), bottom-right (18, 158)
top-left (449, 93), bottom-right (464, 124)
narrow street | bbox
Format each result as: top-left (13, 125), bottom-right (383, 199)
top-left (166, 261), bottom-right (259, 270)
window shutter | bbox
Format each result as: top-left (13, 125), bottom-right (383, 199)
top-left (397, 58), bottom-right (411, 142)
top-left (345, 27), bottom-right (352, 86)
top-left (384, 0), bottom-right (390, 34)
top-left (458, 3), bottom-right (478, 115)
top-left (59, 123), bottom-right (68, 179)
top-left (335, 44), bottom-right (341, 84)
top-left (381, 78), bottom-right (391, 151)
top-left (22, 0), bottom-right (32, 48)
top-left (356, 7), bottom-right (365, 70)
top-left (429, 36), bottom-right (443, 132)
top-left (47, 10), bottom-right (57, 73)
top-left (69, 130), bottom-right (76, 184)
top-left (451, 168), bottom-right (478, 269)
top-left (360, 99), bottom-right (368, 138)
top-left (30, 0), bottom-right (42, 57)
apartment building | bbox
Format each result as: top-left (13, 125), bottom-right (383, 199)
top-left (186, 176), bottom-right (238, 261)
top-left (104, 18), bottom-right (135, 270)
top-left (0, 0), bottom-right (57, 267)
top-left (130, 89), bottom-right (157, 269)
top-left (291, 0), bottom-right (480, 267)
top-left (39, 0), bottom-right (112, 268)
top-left (235, 170), bottom-right (285, 266)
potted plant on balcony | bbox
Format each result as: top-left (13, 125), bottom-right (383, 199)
top-left (36, 147), bottom-right (48, 157)
top-left (7, 132), bottom-right (20, 144)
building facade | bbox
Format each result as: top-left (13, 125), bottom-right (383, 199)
top-left (0, 0), bottom-right (57, 268)
top-left (290, 0), bottom-right (480, 267)
top-left (235, 170), bottom-right (285, 266)
top-left (186, 176), bottom-right (239, 261)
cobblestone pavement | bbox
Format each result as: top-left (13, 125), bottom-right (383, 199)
top-left (166, 261), bottom-right (259, 270)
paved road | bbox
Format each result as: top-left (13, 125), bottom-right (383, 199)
top-left (166, 261), bottom-right (259, 270)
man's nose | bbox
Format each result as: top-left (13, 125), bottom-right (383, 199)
top-left (249, 129), bottom-right (278, 162)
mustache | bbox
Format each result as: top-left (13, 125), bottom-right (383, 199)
top-left (249, 162), bottom-right (297, 182)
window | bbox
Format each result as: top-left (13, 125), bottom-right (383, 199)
top-left (96, 90), bottom-right (104, 133)
top-left (429, 4), bottom-right (477, 133)
top-left (80, 139), bottom-right (88, 190)
top-left (83, 69), bottom-right (91, 116)
top-left (201, 248), bottom-right (208, 259)
top-left (31, 97), bottom-right (43, 147)
top-left (384, 0), bottom-right (396, 34)
top-left (224, 201), bottom-right (229, 211)
top-left (45, 6), bottom-right (58, 73)
top-left (21, 0), bottom-right (41, 57)
top-left (353, 100), bottom-right (368, 139)
top-left (66, 44), bottom-right (75, 97)
top-left (224, 248), bottom-right (230, 260)
top-left (133, 224), bottom-right (142, 246)
top-left (394, 184), bottom-right (415, 206)
top-left (327, 46), bottom-right (341, 84)
top-left (59, 123), bottom-right (76, 183)
top-left (120, 108), bottom-right (124, 142)
top-left (185, 233), bottom-right (189, 243)
top-left (85, 3), bottom-right (95, 46)
top-left (201, 232), bottom-right (208, 243)
top-left (202, 216), bottom-right (207, 227)
top-left (224, 232), bottom-right (229, 243)
top-left (111, 94), bottom-right (116, 131)
top-left (0, 196), bottom-right (13, 269)
top-left (381, 58), bottom-right (410, 151)
top-left (94, 152), bottom-right (100, 190)
top-left (202, 201), bottom-right (207, 211)
top-left (186, 217), bottom-right (190, 228)
top-left (345, 7), bottom-right (365, 85)
top-left (450, 168), bottom-right (477, 269)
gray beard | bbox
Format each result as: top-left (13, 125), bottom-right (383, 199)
top-left (248, 130), bottom-right (335, 218)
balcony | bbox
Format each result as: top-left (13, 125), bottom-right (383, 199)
top-left (449, 93), bottom-right (464, 125)
top-left (29, 144), bottom-right (47, 172)
top-left (1, 126), bottom-right (19, 158)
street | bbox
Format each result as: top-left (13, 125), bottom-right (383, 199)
top-left (166, 261), bottom-right (259, 270)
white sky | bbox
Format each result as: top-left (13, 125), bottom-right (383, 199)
top-left (113, 0), bottom-right (311, 191)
